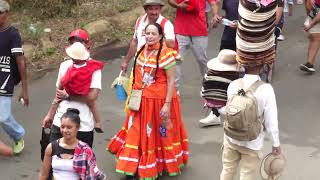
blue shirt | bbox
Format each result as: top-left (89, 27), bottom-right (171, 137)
top-left (0, 26), bottom-right (23, 96)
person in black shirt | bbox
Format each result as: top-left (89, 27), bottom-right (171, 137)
top-left (0, 0), bottom-right (29, 155)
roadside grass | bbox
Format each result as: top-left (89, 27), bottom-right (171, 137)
top-left (8, 0), bottom-right (175, 78)
top-left (8, 0), bottom-right (144, 77)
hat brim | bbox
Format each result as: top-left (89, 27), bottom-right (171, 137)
top-left (238, 2), bottom-right (277, 22)
top-left (143, 3), bottom-right (165, 7)
top-left (207, 58), bottom-right (241, 72)
top-left (260, 153), bottom-right (283, 180)
top-left (65, 47), bottom-right (90, 61)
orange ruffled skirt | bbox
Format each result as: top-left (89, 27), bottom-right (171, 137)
top-left (108, 97), bottom-right (189, 179)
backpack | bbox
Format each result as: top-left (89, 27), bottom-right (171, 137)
top-left (224, 79), bottom-right (265, 141)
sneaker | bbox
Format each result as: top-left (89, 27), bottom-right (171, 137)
top-left (300, 63), bottom-right (316, 73)
top-left (13, 139), bottom-right (24, 154)
top-left (277, 34), bottom-right (285, 41)
top-left (296, 0), bottom-right (303, 4)
top-left (199, 112), bottom-right (221, 128)
top-left (176, 90), bottom-right (180, 96)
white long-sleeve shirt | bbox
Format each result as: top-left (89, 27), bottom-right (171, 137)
top-left (226, 74), bottom-right (280, 150)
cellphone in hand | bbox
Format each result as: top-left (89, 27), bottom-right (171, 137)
top-left (221, 18), bottom-right (234, 27)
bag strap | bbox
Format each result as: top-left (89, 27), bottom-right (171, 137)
top-left (246, 80), bottom-right (265, 93)
top-left (246, 80), bottom-right (266, 126)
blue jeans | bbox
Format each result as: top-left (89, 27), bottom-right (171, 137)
top-left (0, 96), bottom-right (25, 142)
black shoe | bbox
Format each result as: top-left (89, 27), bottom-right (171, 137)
top-left (94, 127), bottom-right (104, 133)
top-left (300, 63), bottom-right (315, 73)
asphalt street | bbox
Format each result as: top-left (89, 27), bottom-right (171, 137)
top-left (0, 4), bottom-right (319, 180)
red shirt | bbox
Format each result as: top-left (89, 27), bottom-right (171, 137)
top-left (174, 0), bottom-right (210, 36)
top-left (61, 60), bottom-right (104, 96)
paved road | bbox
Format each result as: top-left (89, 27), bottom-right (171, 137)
top-left (0, 5), bottom-right (319, 180)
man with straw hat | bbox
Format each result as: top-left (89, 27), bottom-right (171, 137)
top-left (220, 64), bottom-right (282, 180)
top-left (121, 0), bottom-right (176, 73)
top-left (0, 0), bottom-right (29, 155)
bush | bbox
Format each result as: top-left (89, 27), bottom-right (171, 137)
top-left (12, 0), bottom-right (80, 18)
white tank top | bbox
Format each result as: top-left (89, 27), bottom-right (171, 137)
top-left (52, 155), bottom-right (79, 180)
top-left (51, 139), bottom-right (79, 180)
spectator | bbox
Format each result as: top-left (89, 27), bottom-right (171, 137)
top-left (300, 0), bottom-right (320, 73)
top-left (215, 0), bottom-right (239, 51)
top-left (39, 108), bottom-right (106, 180)
top-left (168, 0), bottom-right (220, 93)
top-left (0, 0), bottom-right (29, 155)
top-left (276, 0), bottom-right (294, 41)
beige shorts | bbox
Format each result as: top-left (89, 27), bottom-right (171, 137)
top-left (305, 17), bottom-right (320, 34)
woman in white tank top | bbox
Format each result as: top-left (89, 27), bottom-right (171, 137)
top-left (39, 108), bottom-right (105, 180)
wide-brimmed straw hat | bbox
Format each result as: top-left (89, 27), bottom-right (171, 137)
top-left (65, 42), bottom-right (90, 61)
top-left (260, 153), bottom-right (286, 180)
top-left (207, 49), bottom-right (241, 72)
top-left (143, 0), bottom-right (165, 7)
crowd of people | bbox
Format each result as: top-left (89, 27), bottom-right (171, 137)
top-left (0, 0), bottom-right (315, 179)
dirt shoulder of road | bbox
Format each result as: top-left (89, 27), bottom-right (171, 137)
top-left (8, 1), bottom-right (175, 80)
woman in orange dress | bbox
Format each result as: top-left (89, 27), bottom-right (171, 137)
top-left (108, 23), bottom-right (188, 179)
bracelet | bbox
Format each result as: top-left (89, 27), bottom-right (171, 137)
top-left (165, 101), bottom-right (171, 104)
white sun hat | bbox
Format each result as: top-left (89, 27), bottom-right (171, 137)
top-left (65, 42), bottom-right (90, 61)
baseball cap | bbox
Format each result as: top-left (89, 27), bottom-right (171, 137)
top-left (68, 29), bottom-right (89, 42)
top-left (0, 0), bottom-right (10, 12)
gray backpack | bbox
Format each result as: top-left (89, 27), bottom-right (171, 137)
top-left (224, 79), bottom-right (265, 141)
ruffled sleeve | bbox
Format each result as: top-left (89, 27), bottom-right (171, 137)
top-left (159, 46), bottom-right (180, 70)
